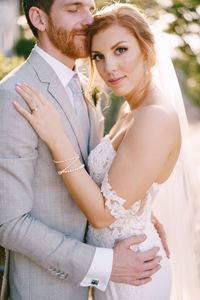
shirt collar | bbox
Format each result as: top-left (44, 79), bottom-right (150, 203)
top-left (35, 45), bottom-right (76, 87)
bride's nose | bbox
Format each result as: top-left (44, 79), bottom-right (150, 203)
top-left (104, 57), bottom-right (117, 74)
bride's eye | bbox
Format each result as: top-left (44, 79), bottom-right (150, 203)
top-left (115, 47), bottom-right (128, 55)
top-left (92, 53), bottom-right (104, 61)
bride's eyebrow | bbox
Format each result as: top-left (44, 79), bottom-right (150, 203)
top-left (91, 50), bottom-right (101, 54)
top-left (111, 41), bottom-right (127, 49)
top-left (92, 41), bottom-right (127, 54)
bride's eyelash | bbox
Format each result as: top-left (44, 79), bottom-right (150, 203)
top-left (91, 47), bottom-right (128, 61)
top-left (116, 47), bottom-right (128, 54)
top-left (92, 53), bottom-right (104, 61)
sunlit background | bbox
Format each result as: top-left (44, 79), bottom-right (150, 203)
top-left (0, 0), bottom-right (199, 106)
top-left (0, 0), bottom-right (200, 294)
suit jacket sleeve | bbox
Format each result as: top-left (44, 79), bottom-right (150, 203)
top-left (0, 87), bottom-right (96, 285)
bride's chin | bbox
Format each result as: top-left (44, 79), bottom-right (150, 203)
top-left (109, 89), bottom-right (126, 98)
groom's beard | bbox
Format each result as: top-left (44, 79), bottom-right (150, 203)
top-left (47, 17), bottom-right (89, 59)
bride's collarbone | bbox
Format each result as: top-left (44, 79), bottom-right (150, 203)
top-left (109, 116), bottom-right (134, 151)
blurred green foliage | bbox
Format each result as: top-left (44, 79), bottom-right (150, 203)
top-left (0, 52), bottom-right (24, 81)
top-left (164, 0), bottom-right (200, 107)
top-left (103, 94), bottom-right (124, 134)
top-left (14, 38), bottom-right (35, 59)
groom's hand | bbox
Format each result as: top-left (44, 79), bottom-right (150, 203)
top-left (110, 235), bottom-right (162, 286)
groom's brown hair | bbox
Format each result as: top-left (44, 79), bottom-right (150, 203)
top-left (23, 0), bottom-right (55, 38)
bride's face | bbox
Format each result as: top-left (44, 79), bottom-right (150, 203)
top-left (91, 24), bottom-right (145, 99)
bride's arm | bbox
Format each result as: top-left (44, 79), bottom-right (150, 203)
top-left (14, 83), bottom-right (116, 228)
top-left (14, 83), bottom-right (179, 229)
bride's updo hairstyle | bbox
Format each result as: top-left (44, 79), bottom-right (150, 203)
top-left (85, 3), bottom-right (156, 107)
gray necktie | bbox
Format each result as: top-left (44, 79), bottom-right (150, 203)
top-left (68, 74), bottom-right (90, 150)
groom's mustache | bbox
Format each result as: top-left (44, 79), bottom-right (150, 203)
top-left (71, 29), bottom-right (87, 36)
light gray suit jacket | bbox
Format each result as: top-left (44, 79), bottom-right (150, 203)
top-left (0, 50), bottom-right (104, 300)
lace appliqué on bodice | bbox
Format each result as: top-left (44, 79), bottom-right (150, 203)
top-left (87, 138), bottom-right (171, 300)
top-left (88, 138), bottom-right (161, 249)
top-left (88, 138), bottom-right (116, 186)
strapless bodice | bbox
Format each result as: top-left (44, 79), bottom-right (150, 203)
top-left (87, 138), bottom-right (171, 300)
top-left (87, 137), bottom-right (162, 248)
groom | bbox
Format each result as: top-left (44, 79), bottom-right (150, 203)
top-left (0, 0), bottom-right (164, 299)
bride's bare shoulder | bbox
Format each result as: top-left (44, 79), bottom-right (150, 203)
top-left (136, 103), bottom-right (179, 127)
top-left (127, 103), bottom-right (181, 145)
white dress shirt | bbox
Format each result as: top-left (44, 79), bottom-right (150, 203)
top-left (35, 45), bottom-right (113, 291)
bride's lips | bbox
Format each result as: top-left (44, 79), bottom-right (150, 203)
top-left (107, 76), bottom-right (126, 85)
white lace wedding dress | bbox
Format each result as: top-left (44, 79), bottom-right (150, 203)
top-left (87, 137), bottom-right (172, 300)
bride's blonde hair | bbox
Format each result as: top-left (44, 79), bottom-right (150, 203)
top-left (85, 3), bottom-right (156, 107)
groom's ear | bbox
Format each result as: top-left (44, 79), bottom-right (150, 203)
top-left (29, 6), bottom-right (48, 34)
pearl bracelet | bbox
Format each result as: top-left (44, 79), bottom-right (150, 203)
top-left (53, 155), bottom-right (79, 164)
top-left (58, 164), bottom-right (85, 175)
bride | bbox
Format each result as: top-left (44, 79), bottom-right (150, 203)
top-left (14, 3), bottom-right (199, 300)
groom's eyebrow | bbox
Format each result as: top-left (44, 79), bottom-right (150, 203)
top-left (63, 1), bottom-right (95, 12)
top-left (64, 1), bottom-right (93, 7)
top-left (63, 1), bottom-right (82, 6)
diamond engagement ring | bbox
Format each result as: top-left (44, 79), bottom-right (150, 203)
top-left (31, 107), bottom-right (39, 113)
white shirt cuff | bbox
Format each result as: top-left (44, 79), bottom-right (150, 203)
top-left (80, 247), bottom-right (113, 291)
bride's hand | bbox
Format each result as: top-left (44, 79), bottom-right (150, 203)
top-left (14, 83), bottom-right (65, 150)
top-left (151, 213), bottom-right (170, 259)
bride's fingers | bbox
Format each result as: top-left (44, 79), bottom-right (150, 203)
top-left (13, 101), bottom-right (33, 123)
top-left (16, 85), bottom-right (36, 111)
top-left (16, 83), bottom-right (38, 100)
top-left (21, 83), bottom-right (49, 106)
top-left (154, 224), bottom-right (170, 258)
top-left (16, 84), bottom-right (41, 111)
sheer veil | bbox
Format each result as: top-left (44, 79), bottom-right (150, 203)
top-left (151, 29), bottom-right (200, 300)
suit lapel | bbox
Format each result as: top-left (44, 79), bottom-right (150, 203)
top-left (27, 50), bottom-right (88, 164)
top-left (48, 79), bottom-right (88, 164)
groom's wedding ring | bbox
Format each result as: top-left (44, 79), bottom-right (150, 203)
top-left (31, 106), bottom-right (39, 113)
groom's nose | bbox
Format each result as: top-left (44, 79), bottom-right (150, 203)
top-left (81, 9), bottom-right (94, 26)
